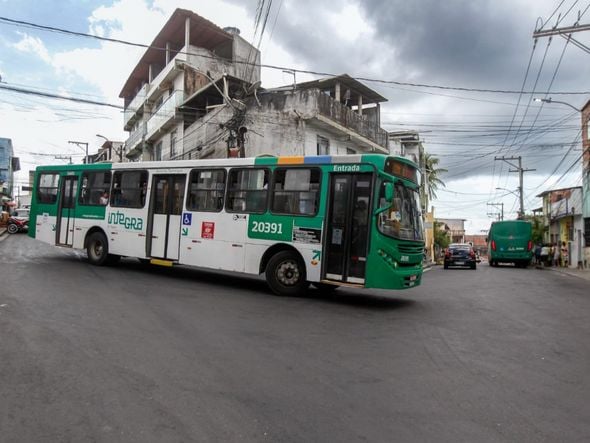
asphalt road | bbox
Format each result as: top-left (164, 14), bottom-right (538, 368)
top-left (1, 234), bottom-right (589, 442)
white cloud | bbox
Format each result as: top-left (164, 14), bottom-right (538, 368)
top-left (11, 31), bottom-right (52, 63)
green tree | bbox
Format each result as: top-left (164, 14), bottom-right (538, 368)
top-left (433, 221), bottom-right (450, 250)
top-left (421, 152), bottom-right (447, 209)
top-left (523, 214), bottom-right (544, 244)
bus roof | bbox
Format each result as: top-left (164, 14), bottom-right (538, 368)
top-left (35, 154), bottom-right (418, 172)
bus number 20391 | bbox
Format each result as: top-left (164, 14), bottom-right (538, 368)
top-left (251, 221), bottom-right (283, 234)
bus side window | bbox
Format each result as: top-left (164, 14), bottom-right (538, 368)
top-left (271, 168), bottom-right (320, 216)
top-left (226, 168), bottom-right (268, 213)
top-left (111, 170), bottom-right (148, 208)
top-left (187, 169), bottom-right (226, 212)
top-left (37, 173), bottom-right (60, 204)
top-left (79, 171), bottom-right (111, 206)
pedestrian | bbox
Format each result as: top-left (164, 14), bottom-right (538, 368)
top-left (540, 244), bottom-right (549, 267)
top-left (534, 243), bottom-right (542, 265)
top-left (561, 242), bottom-right (568, 268)
top-left (553, 243), bottom-right (560, 267)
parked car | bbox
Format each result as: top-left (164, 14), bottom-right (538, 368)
top-left (444, 243), bottom-right (477, 270)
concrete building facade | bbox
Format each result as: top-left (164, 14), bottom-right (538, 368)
top-left (120, 9), bottom-right (389, 162)
top-left (537, 186), bottom-right (585, 268)
top-left (580, 100), bottom-right (590, 267)
top-left (0, 137), bottom-right (20, 207)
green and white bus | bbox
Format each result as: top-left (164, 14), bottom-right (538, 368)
top-left (29, 154), bottom-right (424, 295)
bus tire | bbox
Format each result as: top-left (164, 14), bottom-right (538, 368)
top-left (86, 232), bottom-right (109, 266)
top-left (265, 250), bottom-right (309, 296)
top-left (312, 282), bottom-right (339, 292)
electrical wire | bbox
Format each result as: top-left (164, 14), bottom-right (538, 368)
top-left (1, 15), bottom-right (590, 95)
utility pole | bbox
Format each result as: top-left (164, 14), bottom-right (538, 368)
top-left (494, 156), bottom-right (535, 219)
top-left (533, 22), bottom-right (590, 54)
top-left (68, 140), bottom-right (89, 164)
top-left (487, 202), bottom-right (504, 220)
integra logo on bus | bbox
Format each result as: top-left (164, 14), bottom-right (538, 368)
top-left (333, 164), bottom-right (360, 172)
top-left (108, 211), bottom-right (144, 230)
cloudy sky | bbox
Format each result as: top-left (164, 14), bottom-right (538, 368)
top-left (1, 0), bottom-right (589, 233)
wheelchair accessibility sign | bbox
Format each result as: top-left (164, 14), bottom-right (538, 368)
top-left (182, 213), bottom-right (192, 226)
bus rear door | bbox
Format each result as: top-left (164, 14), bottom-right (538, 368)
top-left (148, 174), bottom-right (186, 260)
top-left (324, 173), bottom-right (372, 284)
top-left (56, 175), bottom-right (78, 246)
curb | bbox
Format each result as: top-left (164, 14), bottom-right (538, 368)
top-left (538, 264), bottom-right (590, 281)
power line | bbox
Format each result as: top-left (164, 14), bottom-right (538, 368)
top-left (0, 82), bottom-right (123, 109)
top-left (1, 15), bottom-right (590, 95)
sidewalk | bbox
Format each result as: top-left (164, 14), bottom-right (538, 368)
top-left (537, 263), bottom-right (590, 282)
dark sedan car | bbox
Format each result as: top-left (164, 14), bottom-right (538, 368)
top-left (444, 243), bottom-right (477, 270)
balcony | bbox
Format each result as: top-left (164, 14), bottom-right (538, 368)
top-left (123, 84), bottom-right (149, 131)
top-left (124, 121), bottom-right (147, 157)
top-left (317, 92), bottom-right (388, 149)
top-left (146, 90), bottom-right (185, 141)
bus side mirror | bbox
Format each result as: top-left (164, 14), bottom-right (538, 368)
top-left (384, 183), bottom-right (394, 202)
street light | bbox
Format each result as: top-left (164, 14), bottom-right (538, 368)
top-left (533, 97), bottom-right (582, 113)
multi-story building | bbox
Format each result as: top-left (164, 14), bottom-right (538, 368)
top-left (120, 9), bottom-right (389, 162)
top-left (0, 137), bottom-right (20, 207)
top-left (89, 140), bottom-right (124, 163)
top-left (537, 186), bottom-right (585, 268)
top-left (581, 100), bottom-right (590, 267)
top-left (436, 218), bottom-right (466, 244)
top-left (388, 130), bottom-right (422, 165)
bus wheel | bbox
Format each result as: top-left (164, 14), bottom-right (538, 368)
top-left (266, 250), bottom-right (309, 296)
top-left (312, 282), bottom-right (339, 292)
top-left (86, 232), bottom-right (109, 266)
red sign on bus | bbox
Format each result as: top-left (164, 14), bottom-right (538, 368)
top-left (201, 221), bottom-right (215, 239)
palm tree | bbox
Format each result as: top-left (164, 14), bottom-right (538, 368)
top-left (421, 152), bottom-right (447, 209)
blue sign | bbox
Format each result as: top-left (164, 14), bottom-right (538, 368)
top-left (182, 213), bottom-right (192, 226)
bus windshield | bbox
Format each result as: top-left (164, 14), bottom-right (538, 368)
top-left (377, 182), bottom-right (424, 241)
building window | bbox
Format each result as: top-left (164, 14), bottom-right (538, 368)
top-left (271, 168), bottom-right (320, 216)
top-left (585, 218), bottom-right (590, 246)
top-left (226, 168), bottom-right (268, 213)
top-left (170, 129), bottom-right (177, 159)
top-left (187, 169), bottom-right (226, 212)
top-left (111, 170), bottom-right (148, 208)
top-left (37, 173), bottom-right (60, 204)
top-left (317, 135), bottom-right (329, 155)
top-left (155, 141), bottom-right (162, 161)
top-left (79, 171), bottom-right (111, 206)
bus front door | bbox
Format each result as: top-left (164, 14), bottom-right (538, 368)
top-left (148, 174), bottom-right (185, 260)
top-left (324, 173), bottom-right (372, 284)
top-left (56, 175), bottom-right (78, 246)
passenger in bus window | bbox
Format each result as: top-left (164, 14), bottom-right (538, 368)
top-left (99, 191), bottom-right (109, 205)
top-left (140, 181), bottom-right (148, 205)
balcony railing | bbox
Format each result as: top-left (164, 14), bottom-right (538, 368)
top-left (125, 121), bottom-right (147, 152)
top-left (123, 84), bottom-right (149, 130)
top-left (146, 90), bottom-right (185, 141)
top-left (317, 92), bottom-right (388, 148)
